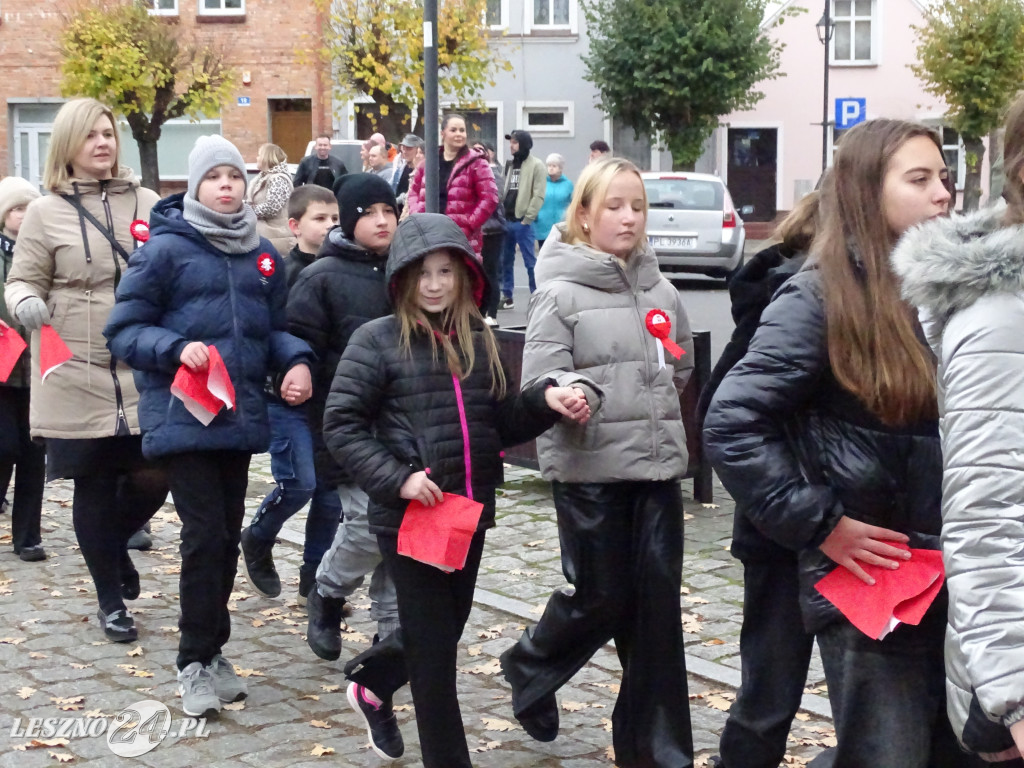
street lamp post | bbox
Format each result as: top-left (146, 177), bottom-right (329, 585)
top-left (816, 1), bottom-right (835, 174)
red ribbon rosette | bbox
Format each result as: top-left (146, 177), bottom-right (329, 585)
top-left (257, 253), bottom-right (276, 277)
top-left (129, 219), bottom-right (150, 243)
top-left (645, 309), bottom-right (684, 365)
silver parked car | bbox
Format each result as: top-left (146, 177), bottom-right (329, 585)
top-left (642, 172), bottom-right (745, 279)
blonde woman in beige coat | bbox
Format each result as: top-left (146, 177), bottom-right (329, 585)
top-left (246, 143), bottom-right (293, 254)
top-left (4, 98), bottom-right (168, 644)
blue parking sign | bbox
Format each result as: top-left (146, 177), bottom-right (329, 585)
top-left (835, 98), bottom-right (866, 130)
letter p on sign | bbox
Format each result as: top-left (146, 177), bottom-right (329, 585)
top-left (835, 98), bottom-right (867, 130)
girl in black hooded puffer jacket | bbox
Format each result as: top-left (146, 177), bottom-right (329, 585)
top-left (321, 213), bottom-right (590, 768)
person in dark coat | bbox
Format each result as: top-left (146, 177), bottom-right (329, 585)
top-left (105, 135), bottom-right (314, 719)
top-left (286, 176), bottom-right (404, 704)
top-left (321, 213), bottom-right (589, 768)
top-left (703, 120), bottom-right (973, 768)
top-left (696, 192), bottom-right (823, 768)
top-left (294, 133), bottom-right (348, 189)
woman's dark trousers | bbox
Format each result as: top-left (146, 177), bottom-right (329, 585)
top-left (500, 480), bottom-right (694, 768)
top-left (73, 465), bottom-right (168, 615)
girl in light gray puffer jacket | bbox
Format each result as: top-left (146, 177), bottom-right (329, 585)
top-left (892, 94), bottom-right (1024, 763)
top-left (499, 157), bottom-right (695, 768)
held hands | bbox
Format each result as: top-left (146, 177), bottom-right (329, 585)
top-left (280, 364), bottom-right (312, 405)
top-left (545, 386), bottom-right (591, 425)
top-left (15, 296), bottom-right (49, 331)
top-left (179, 341), bottom-right (210, 372)
top-left (819, 515), bottom-right (911, 585)
top-left (400, 470), bottom-right (444, 507)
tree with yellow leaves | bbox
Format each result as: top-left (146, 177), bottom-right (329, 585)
top-left (58, 0), bottom-right (236, 191)
top-left (317, 0), bottom-right (511, 138)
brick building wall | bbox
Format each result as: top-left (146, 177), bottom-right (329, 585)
top-left (0, 0), bottom-right (331, 187)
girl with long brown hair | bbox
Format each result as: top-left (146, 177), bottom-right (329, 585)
top-left (705, 119), bottom-right (974, 767)
top-left (321, 213), bottom-right (588, 767)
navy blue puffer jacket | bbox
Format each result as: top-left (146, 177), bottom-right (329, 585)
top-left (104, 193), bottom-right (313, 459)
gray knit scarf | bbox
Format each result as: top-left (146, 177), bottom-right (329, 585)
top-left (182, 194), bottom-right (260, 254)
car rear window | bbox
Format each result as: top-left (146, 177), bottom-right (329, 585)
top-left (644, 179), bottom-right (724, 210)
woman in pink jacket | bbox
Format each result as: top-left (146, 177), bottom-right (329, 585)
top-left (407, 114), bottom-right (499, 255)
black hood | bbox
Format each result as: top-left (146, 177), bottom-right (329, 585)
top-left (508, 130), bottom-right (534, 162)
top-left (385, 213), bottom-right (487, 307)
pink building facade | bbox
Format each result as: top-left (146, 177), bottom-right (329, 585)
top-left (708, 0), bottom-right (988, 221)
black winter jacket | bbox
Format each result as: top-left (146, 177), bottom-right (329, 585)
top-left (323, 316), bottom-right (558, 534)
top-left (323, 212), bottom-right (558, 534)
top-left (286, 228), bottom-right (391, 486)
top-left (696, 243), bottom-right (806, 561)
top-left (703, 268), bottom-right (944, 633)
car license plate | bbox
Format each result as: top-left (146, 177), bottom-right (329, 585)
top-left (649, 236), bottom-right (697, 248)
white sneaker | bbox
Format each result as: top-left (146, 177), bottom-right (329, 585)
top-left (177, 661), bottom-right (221, 717)
top-left (483, 316), bottom-right (498, 327)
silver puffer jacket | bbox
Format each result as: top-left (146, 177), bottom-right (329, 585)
top-left (893, 203), bottom-right (1024, 753)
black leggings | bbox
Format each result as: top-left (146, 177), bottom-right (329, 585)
top-left (73, 467), bottom-right (168, 614)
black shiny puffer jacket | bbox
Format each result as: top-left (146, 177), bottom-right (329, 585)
top-left (286, 229), bottom-right (390, 486)
top-left (703, 268), bottom-right (944, 633)
top-left (322, 213), bottom-right (559, 535)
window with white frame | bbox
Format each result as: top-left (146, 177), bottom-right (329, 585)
top-left (939, 126), bottom-right (966, 190)
top-left (831, 0), bottom-right (874, 64)
top-left (199, 0), bottom-right (244, 14)
top-left (116, 117), bottom-right (223, 181)
top-left (531, 0), bottom-right (571, 28)
top-left (485, 0), bottom-right (508, 28)
top-left (144, 0), bottom-right (178, 13)
top-left (518, 102), bottom-right (574, 137)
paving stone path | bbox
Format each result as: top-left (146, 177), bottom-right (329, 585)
top-left (0, 458), bottom-right (833, 767)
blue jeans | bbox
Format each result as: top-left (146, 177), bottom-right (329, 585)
top-left (250, 402), bottom-right (342, 578)
top-left (500, 221), bottom-right (537, 298)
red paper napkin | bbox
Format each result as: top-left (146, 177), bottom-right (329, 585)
top-left (39, 325), bottom-right (72, 383)
top-left (170, 345), bottom-right (236, 426)
top-left (815, 545), bottom-right (944, 640)
top-left (398, 493), bottom-right (484, 572)
top-left (0, 326), bottom-right (27, 383)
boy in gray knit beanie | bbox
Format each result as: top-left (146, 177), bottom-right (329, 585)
top-left (104, 133), bottom-right (314, 719)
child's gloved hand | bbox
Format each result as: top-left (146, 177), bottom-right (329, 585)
top-left (400, 470), bottom-right (444, 507)
top-left (281, 364), bottom-right (312, 405)
top-left (14, 296), bottom-right (49, 331)
top-left (545, 385), bottom-right (591, 425)
top-left (180, 341), bottom-right (210, 372)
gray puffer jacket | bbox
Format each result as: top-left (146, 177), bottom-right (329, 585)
top-left (524, 224), bottom-right (693, 482)
top-left (893, 203), bottom-right (1024, 754)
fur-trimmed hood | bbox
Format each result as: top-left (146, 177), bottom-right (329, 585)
top-left (891, 203), bottom-right (1024, 343)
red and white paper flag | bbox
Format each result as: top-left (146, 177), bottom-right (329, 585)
top-left (39, 325), bottom-right (73, 383)
top-left (170, 345), bottom-right (236, 426)
top-left (0, 326), bottom-right (27, 383)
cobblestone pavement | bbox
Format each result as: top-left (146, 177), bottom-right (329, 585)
top-left (0, 456), bottom-right (833, 767)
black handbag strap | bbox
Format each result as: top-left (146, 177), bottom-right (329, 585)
top-left (59, 192), bottom-right (136, 264)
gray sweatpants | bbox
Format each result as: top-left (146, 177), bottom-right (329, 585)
top-left (315, 484), bottom-right (399, 638)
